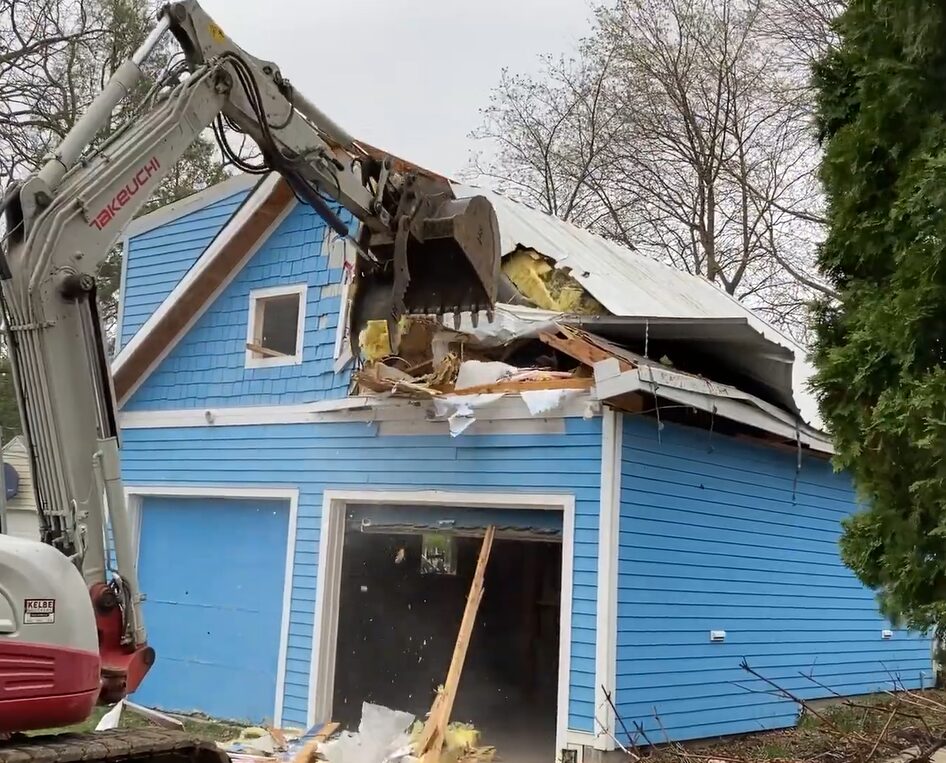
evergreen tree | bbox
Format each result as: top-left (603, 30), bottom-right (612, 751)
top-left (812, 0), bottom-right (946, 632)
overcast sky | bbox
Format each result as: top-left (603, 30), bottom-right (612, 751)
top-left (200, 0), bottom-right (595, 178)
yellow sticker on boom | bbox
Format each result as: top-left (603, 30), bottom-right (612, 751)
top-left (209, 22), bottom-right (225, 43)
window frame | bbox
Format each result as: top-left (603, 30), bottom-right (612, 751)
top-left (244, 283), bottom-right (308, 369)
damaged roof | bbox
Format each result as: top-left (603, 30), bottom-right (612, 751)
top-left (114, 167), bottom-right (823, 432)
top-left (452, 183), bottom-right (822, 431)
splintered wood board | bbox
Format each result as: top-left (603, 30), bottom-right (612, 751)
top-left (449, 377), bottom-right (594, 395)
top-left (417, 526), bottom-right (496, 762)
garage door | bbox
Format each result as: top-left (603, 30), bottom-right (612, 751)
top-left (133, 496), bottom-right (289, 722)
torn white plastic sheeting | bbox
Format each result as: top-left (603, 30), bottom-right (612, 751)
top-left (319, 702), bottom-right (415, 763)
top-left (521, 388), bottom-right (582, 416)
top-left (433, 388), bottom-right (579, 437)
top-left (433, 393), bottom-right (504, 437)
top-left (95, 700), bottom-right (125, 730)
top-left (454, 360), bottom-right (517, 389)
top-left (433, 360), bottom-right (584, 436)
top-left (593, 357), bottom-right (834, 453)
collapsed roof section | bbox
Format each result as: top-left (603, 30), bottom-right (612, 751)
top-left (354, 311), bottom-right (832, 453)
top-left (450, 183), bottom-right (821, 431)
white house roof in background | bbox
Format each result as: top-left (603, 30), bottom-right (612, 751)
top-left (2, 435), bottom-right (24, 455)
top-left (451, 183), bottom-right (823, 431)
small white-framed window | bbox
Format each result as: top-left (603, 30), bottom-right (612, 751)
top-left (245, 283), bottom-right (307, 368)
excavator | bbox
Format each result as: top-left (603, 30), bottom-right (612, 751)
top-left (0, 3), bottom-right (500, 762)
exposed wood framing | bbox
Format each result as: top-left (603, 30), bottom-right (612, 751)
top-left (539, 327), bottom-right (633, 372)
top-left (451, 377), bottom-right (594, 395)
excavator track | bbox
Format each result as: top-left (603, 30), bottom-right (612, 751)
top-left (0, 728), bottom-right (230, 763)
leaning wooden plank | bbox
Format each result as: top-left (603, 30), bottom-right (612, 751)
top-left (418, 526), bottom-right (496, 762)
top-left (245, 341), bottom-right (288, 358)
top-left (450, 377), bottom-right (594, 396)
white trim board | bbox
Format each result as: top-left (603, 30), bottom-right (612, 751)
top-left (124, 172), bottom-right (262, 239)
top-left (118, 393), bottom-right (599, 429)
top-left (113, 174), bottom-right (297, 406)
top-left (309, 489), bottom-right (577, 761)
top-left (124, 483), bottom-right (299, 726)
top-left (594, 409), bottom-right (622, 751)
top-left (592, 359), bottom-right (834, 454)
top-left (114, 230), bottom-right (131, 350)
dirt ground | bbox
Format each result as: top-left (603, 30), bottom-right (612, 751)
top-left (640, 689), bottom-right (946, 763)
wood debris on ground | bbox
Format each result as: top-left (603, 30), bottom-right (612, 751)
top-left (219, 723), bottom-right (326, 763)
top-left (616, 663), bottom-right (946, 763)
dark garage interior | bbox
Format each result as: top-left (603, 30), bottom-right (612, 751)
top-left (332, 512), bottom-right (562, 760)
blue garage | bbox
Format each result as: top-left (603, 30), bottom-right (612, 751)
top-left (132, 494), bottom-right (291, 722)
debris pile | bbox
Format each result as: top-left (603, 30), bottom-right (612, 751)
top-left (297, 704), bottom-right (494, 763)
top-left (217, 725), bottom-right (310, 763)
top-left (351, 315), bottom-right (615, 434)
top-left (236, 528), bottom-right (499, 763)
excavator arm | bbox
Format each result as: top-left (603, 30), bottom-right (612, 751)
top-left (0, 0), bottom-right (499, 724)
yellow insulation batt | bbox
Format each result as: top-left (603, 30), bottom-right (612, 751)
top-left (502, 248), bottom-right (605, 315)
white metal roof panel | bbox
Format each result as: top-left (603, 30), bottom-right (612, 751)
top-left (452, 182), bottom-right (823, 431)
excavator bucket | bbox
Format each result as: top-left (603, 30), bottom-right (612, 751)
top-left (350, 193), bottom-right (502, 347)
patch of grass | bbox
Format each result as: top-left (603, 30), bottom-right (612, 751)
top-left (758, 741), bottom-right (791, 759)
top-left (28, 706), bottom-right (244, 743)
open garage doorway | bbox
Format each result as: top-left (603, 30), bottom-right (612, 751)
top-left (311, 491), bottom-right (575, 763)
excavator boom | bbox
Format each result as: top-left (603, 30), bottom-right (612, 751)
top-left (0, 0), bottom-right (499, 752)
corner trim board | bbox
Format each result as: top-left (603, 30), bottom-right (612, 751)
top-left (594, 409), bottom-right (622, 751)
top-left (309, 489), bottom-right (577, 761)
top-left (124, 483), bottom-right (300, 726)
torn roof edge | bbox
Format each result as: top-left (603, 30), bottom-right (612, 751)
top-left (592, 358), bottom-right (832, 454)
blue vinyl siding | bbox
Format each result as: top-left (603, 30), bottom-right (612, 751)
top-left (124, 203), bottom-right (351, 411)
top-left (616, 416), bottom-right (933, 742)
top-left (119, 189), bottom-right (252, 348)
top-left (120, 417), bottom-right (601, 731)
top-left (134, 496), bottom-right (288, 722)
